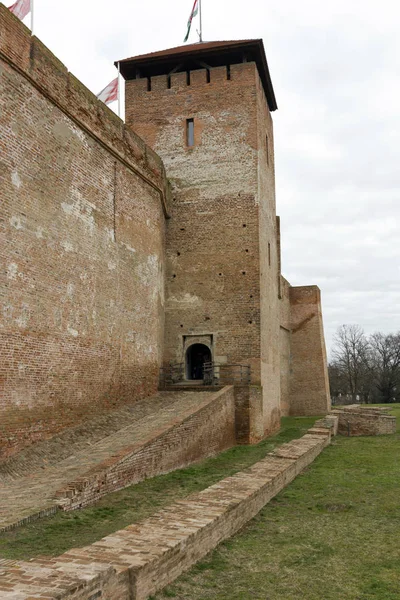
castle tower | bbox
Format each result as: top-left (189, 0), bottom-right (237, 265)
top-left (119, 40), bottom-right (282, 439)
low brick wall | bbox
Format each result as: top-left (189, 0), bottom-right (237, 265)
top-left (0, 428), bottom-right (331, 599)
top-left (55, 386), bottom-right (236, 511)
top-left (332, 407), bottom-right (396, 436)
top-left (314, 414), bottom-right (339, 436)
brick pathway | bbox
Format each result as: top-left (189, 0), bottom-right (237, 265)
top-left (0, 391), bottom-right (214, 532)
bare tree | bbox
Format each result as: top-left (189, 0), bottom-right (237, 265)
top-left (328, 361), bottom-right (348, 404)
top-left (331, 325), bottom-right (371, 402)
top-left (369, 332), bottom-right (400, 403)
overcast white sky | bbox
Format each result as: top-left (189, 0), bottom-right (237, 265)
top-left (19, 0), bottom-right (400, 354)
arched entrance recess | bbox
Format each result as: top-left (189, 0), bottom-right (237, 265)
top-left (186, 344), bottom-right (212, 380)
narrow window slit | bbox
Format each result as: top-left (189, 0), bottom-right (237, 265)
top-left (186, 118), bottom-right (195, 147)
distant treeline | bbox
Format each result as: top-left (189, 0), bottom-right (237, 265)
top-left (329, 325), bottom-right (400, 404)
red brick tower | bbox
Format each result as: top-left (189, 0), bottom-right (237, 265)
top-left (119, 40), bottom-right (282, 439)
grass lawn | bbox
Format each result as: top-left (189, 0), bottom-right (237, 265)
top-left (0, 415), bottom-right (318, 560)
top-left (154, 405), bottom-right (400, 600)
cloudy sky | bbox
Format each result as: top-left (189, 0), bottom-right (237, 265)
top-left (21, 0), bottom-right (400, 354)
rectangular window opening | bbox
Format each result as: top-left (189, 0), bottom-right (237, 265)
top-left (226, 65), bottom-right (231, 80)
top-left (167, 75), bottom-right (171, 89)
top-left (186, 118), bottom-right (195, 147)
top-left (266, 134), bottom-right (269, 165)
top-left (268, 242), bottom-right (271, 267)
top-left (206, 69), bottom-right (211, 83)
top-left (147, 77), bottom-right (152, 92)
top-left (186, 70), bottom-right (191, 86)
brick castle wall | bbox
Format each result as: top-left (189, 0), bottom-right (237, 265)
top-left (126, 64), bottom-right (261, 376)
top-left (0, 6), bottom-right (169, 457)
top-left (289, 286), bottom-right (331, 415)
top-left (279, 278), bottom-right (291, 416)
top-left (125, 61), bottom-right (281, 437)
top-left (0, 3), bottom-right (332, 456)
top-left (256, 71), bottom-right (281, 433)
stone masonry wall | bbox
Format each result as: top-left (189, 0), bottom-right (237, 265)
top-left (289, 286), bottom-right (331, 415)
top-left (0, 6), bottom-right (169, 458)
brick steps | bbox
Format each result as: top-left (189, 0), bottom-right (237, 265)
top-left (0, 426), bottom-right (332, 599)
top-left (0, 388), bottom-right (235, 532)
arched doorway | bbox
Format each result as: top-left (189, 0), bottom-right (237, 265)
top-left (186, 344), bottom-right (212, 380)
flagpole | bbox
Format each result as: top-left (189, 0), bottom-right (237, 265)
top-left (117, 62), bottom-right (121, 119)
top-left (199, 0), bottom-right (203, 42)
top-left (31, 0), bottom-right (34, 34)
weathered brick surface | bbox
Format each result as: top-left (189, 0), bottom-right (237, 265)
top-left (279, 278), bottom-right (292, 416)
top-left (314, 414), bottom-right (339, 436)
top-left (332, 407), bottom-right (396, 436)
top-left (289, 286), bottom-right (331, 415)
top-left (126, 62), bottom-right (281, 437)
top-left (1, 4), bottom-right (332, 456)
top-left (0, 5), bottom-right (169, 458)
top-left (57, 386), bottom-right (235, 512)
top-left (126, 65), bottom-right (262, 373)
top-left (0, 3), bottom-right (31, 71)
top-left (0, 388), bottom-right (235, 531)
top-left (255, 70), bottom-right (282, 435)
top-left (234, 385), bottom-right (264, 444)
top-left (0, 394), bottom-right (188, 480)
top-left (0, 429), bottom-right (330, 599)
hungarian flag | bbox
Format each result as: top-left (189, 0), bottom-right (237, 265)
top-left (97, 78), bottom-right (118, 105)
top-left (184, 0), bottom-right (199, 43)
top-left (8, 0), bottom-right (31, 20)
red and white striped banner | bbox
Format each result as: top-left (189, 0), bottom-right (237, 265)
top-left (8, 0), bottom-right (31, 20)
top-left (97, 78), bottom-right (118, 105)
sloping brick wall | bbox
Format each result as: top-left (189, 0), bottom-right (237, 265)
top-left (289, 286), bottom-right (331, 415)
top-left (0, 389), bottom-right (236, 532)
top-left (55, 387), bottom-right (236, 512)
